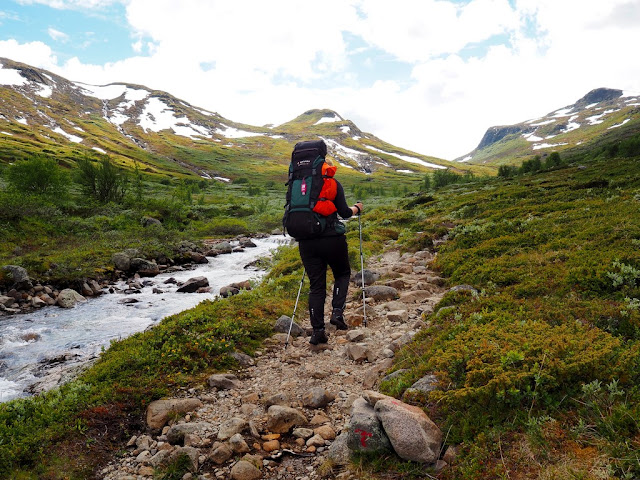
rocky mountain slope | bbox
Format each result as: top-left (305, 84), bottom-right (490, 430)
top-left (0, 58), bottom-right (459, 182)
top-left (458, 87), bottom-right (640, 165)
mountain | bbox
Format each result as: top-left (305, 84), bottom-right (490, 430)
top-left (0, 58), bottom-right (462, 182)
top-left (457, 88), bottom-right (640, 165)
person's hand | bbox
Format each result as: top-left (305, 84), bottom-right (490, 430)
top-left (353, 202), bottom-right (363, 215)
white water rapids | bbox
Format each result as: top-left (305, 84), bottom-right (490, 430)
top-left (0, 236), bottom-right (289, 402)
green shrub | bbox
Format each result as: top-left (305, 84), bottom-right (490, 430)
top-left (5, 155), bottom-right (69, 197)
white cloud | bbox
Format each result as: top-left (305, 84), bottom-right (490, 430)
top-left (47, 27), bottom-right (69, 42)
top-left (2, 0), bottom-right (640, 160)
top-left (15, 0), bottom-right (119, 9)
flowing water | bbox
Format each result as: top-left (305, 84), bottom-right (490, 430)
top-left (0, 236), bottom-right (289, 402)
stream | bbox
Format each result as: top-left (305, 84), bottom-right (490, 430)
top-left (0, 236), bottom-right (289, 402)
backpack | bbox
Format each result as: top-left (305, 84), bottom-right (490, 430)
top-left (283, 140), bottom-right (339, 240)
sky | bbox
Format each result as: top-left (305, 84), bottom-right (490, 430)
top-left (1, 0), bottom-right (640, 160)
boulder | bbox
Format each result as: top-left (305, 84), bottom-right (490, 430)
top-left (375, 398), bottom-right (442, 463)
top-left (328, 431), bottom-right (351, 465)
top-left (56, 289), bottom-right (86, 308)
top-left (386, 310), bottom-right (408, 323)
top-left (166, 422), bottom-right (212, 445)
top-left (352, 269), bottom-right (381, 287)
top-left (347, 343), bottom-right (375, 363)
top-left (0, 295), bottom-right (15, 307)
top-left (220, 285), bottom-right (240, 298)
top-left (213, 242), bottom-right (233, 254)
top-left (177, 276), bottom-right (209, 293)
top-left (274, 315), bottom-right (305, 337)
top-left (266, 405), bottom-right (307, 433)
top-left (346, 397), bottom-right (392, 453)
top-left (239, 238), bottom-right (257, 248)
top-left (231, 352), bottom-right (255, 367)
top-left (264, 392), bottom-right (291, 408)
top-left (141, 216), bottom-right (162, 227)
top-left (364, 285), bottom-right (398, 302)
top-left (207, 373), bottom-right (240, 390)
top-left (209, 442), bottom-right (233, 464)
top-left (112, 252), bottom-right (132, 271)
top-left (229, 433), bottom-right (251, 453)
top-left (2, 265), bottom-right (32, 290)
top-left (189, 252), bottom-right (208, 264)
top-left (302, 387), bottom-right (335, 409)
top-left (230, 460), bottom-right (261, 480)
top-left (217, 417), bottom-right (248, 440)
top-left (130, 258), bottom-right (160, 277)
top-left (146, 398), bottom-right (203, 430)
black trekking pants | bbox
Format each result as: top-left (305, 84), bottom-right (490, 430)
top-left (298, 235), bottom-right (351, 330)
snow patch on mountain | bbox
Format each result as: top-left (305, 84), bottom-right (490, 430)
top-left (523, 132), bottom-right (543, 142)
top-left (35, 84), bottom-right (53, 98)
top-left (92, 147), bottom-right (107, 154)
top-left (552, 107), bottom-right (574, 118)
top-left (216, 124), bottom-right (264, 138)
top-left (0, 66), bottom-right (27, 86)
top-left (533, 142), bottom-right (568, 150)
top-left (340, 126), bottom-right (350, 133)
top-left (138, 97), bottom-right (208, 139)
top-left (529, 119), bottom-right (556, 127)
top-left (315, 114), bottom-right (341, 125)
top-left (608, 119), bottom-right (630, 129)
top-left (366, 146), bottom-right (446, 170)
top-left (1, 131), bottom-right (13, 136)
top-left (16, 118), bottom-right (28, 125)
top-left (52, 126), bottom-right (82, 143)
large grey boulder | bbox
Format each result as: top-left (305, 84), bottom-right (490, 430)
top-left (346, 397), bottom-right (392, 453)
top-left (375, 398), bottom-right (442, 463)
top-left (302, 387), bottom-right (335, 409)
top-left (212, 242), bottom-right (233, 254)
top-left (2, 265), bottom-right (32, 290)
top-left (266, 405), bottom-right (307, 433)
top-left (56, 289), bottom-right (86, 308)
top-left (352, 269), bottom-right (381, 287)
top-left (207, 373), bottom-right (240, 390)
top-left (112, 252), bottom-right (132, 271)
top-left (129, 258), bottom-right (160, 277)
top-left (230, 460), bottom-right (261, 480)
top-left (364, 285), bottom-right (399, 301)
top-left (274, 315), bottom-right (305, 337)
top-left (146, 398), bottom-right (203, 430)
top-left (177, 276), bottom-right (209, 293)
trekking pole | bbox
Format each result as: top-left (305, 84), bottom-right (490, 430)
top-left (285, 269), bottom-right (305, 349)
top-left (358, 206), bottom-right (367, 327)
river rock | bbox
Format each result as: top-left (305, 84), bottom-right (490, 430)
top-left (266, 405), bottom-right (307, 433)
top-left (239, 238), bottom-right (257, 248)
top-left (274, 315), bottom-right (305, 337)
top-left (364, 285), bottom-right (398, 301)
top-left (302, 387), bottom-right (335, 409)
top-left (212, 242), bottom-right (233, 254)
top-left (220, 285), bottom-right (240, 298)
top-left (130, 258), bottom-right (160, 277)
top-left (56, 289), bottom-right (86, 308)
top-left (230, 460), bottom-right (261, 480)
top-left (112, 252), bottom-right (132, 271)
top-left (2, 265), bottom-right (32, 289)
top-left (375, 398), bottom-right (442, 463)
top-left (189, 252), bottom-right (208, 264)
top-left (0, 295), bottom-right (15, 307)
top-left (177, 276), bottom-right (209, 293)
top-left (146, 398), bottom-right (203, 430)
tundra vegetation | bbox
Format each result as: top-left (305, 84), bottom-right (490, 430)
top-left (1, 131), bottom-right (640, 479)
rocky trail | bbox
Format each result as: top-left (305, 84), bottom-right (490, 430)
top-left (101, 246), bottom-right (450, 480)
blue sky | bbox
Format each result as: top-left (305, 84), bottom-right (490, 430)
top-left (1, 0), bottom-right (640, 159)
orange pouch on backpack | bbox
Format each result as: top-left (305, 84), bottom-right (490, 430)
top-left (313, 164), bottom-right (338, 216)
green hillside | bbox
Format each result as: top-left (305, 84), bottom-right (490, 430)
top-left (2, 124), bottom-right (639, 478)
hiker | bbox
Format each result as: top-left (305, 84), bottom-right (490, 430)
top-left (283, 139), bottom-right (363, 345)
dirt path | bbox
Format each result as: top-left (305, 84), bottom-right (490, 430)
top-left (101, 247), bottom-right (446, 480)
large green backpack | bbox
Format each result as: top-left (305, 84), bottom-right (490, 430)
top-left (282, 140), bottom-right (329, 240)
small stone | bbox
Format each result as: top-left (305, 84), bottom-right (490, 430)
top-left (262, 439), bottom-right (280, 452)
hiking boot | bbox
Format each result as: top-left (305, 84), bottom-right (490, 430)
top-left (330, 308), bottom-right (348, 330)
top-left (309, 329), bottom-right (328, 345)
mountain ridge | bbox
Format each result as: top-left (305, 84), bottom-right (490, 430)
top-left (0, 57), bottom-right (466, 182)
top-left (458, 87), bottom-right (640, 165)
